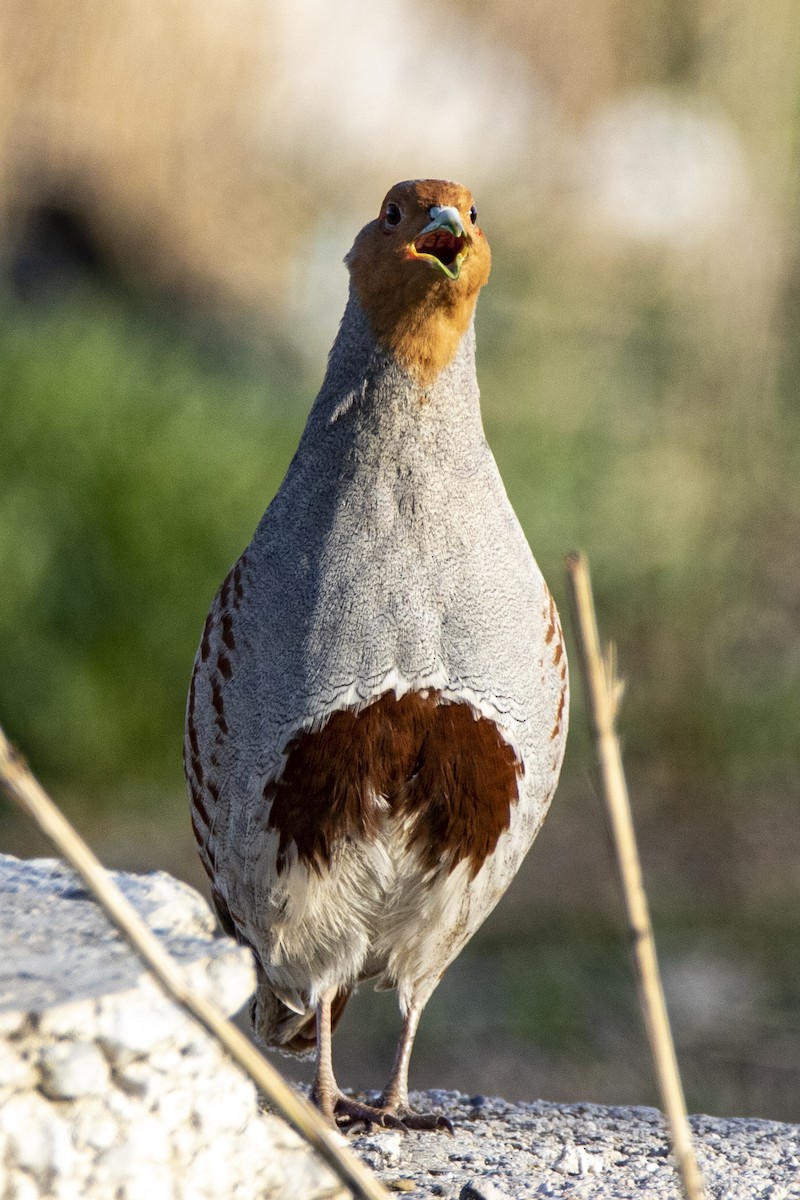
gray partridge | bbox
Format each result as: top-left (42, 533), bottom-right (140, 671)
top-left (185, 180), bottom-right (568, 1132)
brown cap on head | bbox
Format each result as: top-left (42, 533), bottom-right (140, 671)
top-left (346, 179), bottom-right (491, 385)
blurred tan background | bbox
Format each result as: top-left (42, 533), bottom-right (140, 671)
top-left (1, 0), bottom-right (798, 1122)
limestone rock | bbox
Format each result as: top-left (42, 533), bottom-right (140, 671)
top-left (0, 853), bottom-right (345, 1200)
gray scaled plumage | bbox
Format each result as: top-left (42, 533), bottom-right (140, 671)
top-left (186, 179), bottom-right (568, 1131)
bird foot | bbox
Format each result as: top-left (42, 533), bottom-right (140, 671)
top-left (331, 1094), bottom-right (410, 1133)
top-left (325, 1093), bottom-right (453, 1135)
top-left (390, 1108), bottom-right (454, 1134)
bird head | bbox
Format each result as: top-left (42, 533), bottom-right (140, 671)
top-left (345, 180), bottom-right (491, 385)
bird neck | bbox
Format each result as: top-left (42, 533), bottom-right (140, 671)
top-left (348, 265), bottom-right (482, 387)
top-left (280, 291), bottom-right (492, 541)
top-left (311, 287), bottom-right (484, 436)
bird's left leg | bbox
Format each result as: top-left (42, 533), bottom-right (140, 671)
top-left (311, 987), bottom-right (407, 1131)
top-left (379, 1002), bottom-right (454, 1133)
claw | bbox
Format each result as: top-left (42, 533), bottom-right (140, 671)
top-left (395, 1109), bottom-right (454, 1134)
top-left (382, 1113), bottom-right (411, 1133)
top-left (332, 1095), bottom-right (410, 1133)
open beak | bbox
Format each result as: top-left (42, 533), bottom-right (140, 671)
top-left (408, 206), bottom-right (468, 280)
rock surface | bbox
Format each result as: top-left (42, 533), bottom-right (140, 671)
top-left (346, 1090), bottom-right (800, 1198)
top-left (0, 853), bottom-right (345, 1200)
top-left (1, 853), bottom-right (798, 1200)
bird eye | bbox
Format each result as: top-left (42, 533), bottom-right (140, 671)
top-left (384, 202), bottom-right (402, 227)
top-left (469, 204), bottom-right (477, 225)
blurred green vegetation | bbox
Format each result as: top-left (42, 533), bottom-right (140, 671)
top-left (0, 287), bottom-right (308, 793)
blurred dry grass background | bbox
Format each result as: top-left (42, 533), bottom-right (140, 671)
top-left (1, 0), bottom-right (799, 1122)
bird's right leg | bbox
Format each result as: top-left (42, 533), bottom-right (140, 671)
top-left (310, 987), bottom-right (407, 1131)
top-left (310, 987), bottom-right (340, 1123)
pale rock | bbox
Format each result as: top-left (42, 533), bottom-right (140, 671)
top-left (119, 1115), bottom-right (173, 1165)
top-left (98, 1135), bottom-right (184, 1200)
top-left (236, 1113), bottom-right (289, 1167)
top-left (116, 1168), bottom-right (177, 1200)
top-left (39, 1040), bottom-right (110, 1100)
top-left (578, 1147), bottom-right (606, 1176)
top-left (147, 1046), bottom-right (189, 1076)
top-left (95, 1142), bottom-right (143, 1184)
top-left (358, 1130), bottom-right (403, 1166)
top-left (37, 997), bottom-right (98, 1041)
top-left (154, 1085), bottom-right (194, 1128)
top-left (104, 1084), bottom-right (139, 1123)
top-left (168, 1119), bottom-right (198, 1164)
top-left (461, 1181), bottom-right (513, 1200)
top-left (51, 1176), bottom-right (91, 1200)
top-left (115, 870), bottom-right (215, 940)
top-left (114, 1059), bottom-right (159, 1102)
top-left (191, 1073), bottom-right (256, 1134)
top-left (69, 1097), bottom-right (121, 1152)
top-left (181, 1142), bottom-right (240, 1199)
top-left (0, 1042), bottom-right (38, 1091)
top-left (199, 954), bottom-right (258, 1015)
top-left (95, 990), bottom-right (189, 1065)
top-left (275, 1139), bottom-right (348, 1200)
top-left (552, 1144), bottom-right (606, 1176)
top-left (5, 1172), bottom-right (41, 1200)
top-left (0, 1008), bottom-right (28, 1038)
top-left (95, 1137), bottom-right (172, 1185)
top-left (2, 1090), bottom-right (74, 1185)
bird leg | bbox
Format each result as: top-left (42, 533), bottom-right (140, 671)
top-left (378, 1002), bottom-right (453, 1133)
top-left (310, 988), bottom-right (407, 1132)
top-left (310, 988), bottom-right (340, 1123)
top-left (379, 1001), bottom-right (420, 1113)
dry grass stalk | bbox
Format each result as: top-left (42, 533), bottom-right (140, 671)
top-left (0, 724), bottom-right (390, 1200)
top-left (564, 551), bottom-right (706, 1200)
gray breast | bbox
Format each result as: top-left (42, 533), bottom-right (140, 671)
top-left (234, 332), bottom-right (550, 769)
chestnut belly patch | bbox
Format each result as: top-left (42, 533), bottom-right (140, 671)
top-left (264, 691), bottom-right (522, 878)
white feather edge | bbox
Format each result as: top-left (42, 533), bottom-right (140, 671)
top-left (276, 666), bottom-right (526, 766)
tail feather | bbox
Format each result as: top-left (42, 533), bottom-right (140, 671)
top-left (211, 888), bottom-right (350, 1056)
top-left (251, 963), bottom-right (350, 1058)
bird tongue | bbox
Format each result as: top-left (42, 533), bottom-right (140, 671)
top-left (413, 229), bottom-right (465, 269)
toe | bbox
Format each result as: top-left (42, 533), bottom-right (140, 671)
top-left (395, 1109), bottom-right (454, 1134)
top-left (333, 1095), bottom-right (409, 1133)
top-left (327, 1093), bottom-right (453, 1135)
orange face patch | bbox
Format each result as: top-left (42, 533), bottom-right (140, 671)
top-left (346, 179), bottom-right (491, 385)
